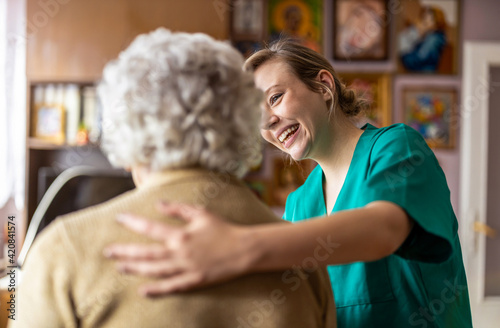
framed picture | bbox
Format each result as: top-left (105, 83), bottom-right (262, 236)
top-left (33, 105), bottom-right (66, 144)
top-left (333, 0), bottom-right (389, 61)
top-left (231, 0), bottom-right (265, 40)
top-left (339, 73), bottom-right (392, 128)
top-left (396, 0), bottom-right (459, 74)
top-left (268, 0), bottom-right (323, 53)
top-left (402, 87), bottom-right (457, 148)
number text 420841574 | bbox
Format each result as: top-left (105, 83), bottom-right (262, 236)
top-left (6, 216), bottom-right (16, 321)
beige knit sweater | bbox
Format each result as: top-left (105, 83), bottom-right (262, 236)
top-left (13, 168), bottom-right (336, 328)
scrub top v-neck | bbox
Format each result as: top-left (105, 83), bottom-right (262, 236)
top-left (318, 133), bottom-right (361, 215)
top-left (283, 123), bottom-right (472, 328)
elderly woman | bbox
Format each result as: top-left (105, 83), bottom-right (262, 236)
top-left (14, 29), bottom-right (336, 328)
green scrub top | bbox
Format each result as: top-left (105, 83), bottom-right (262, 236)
top-left (283, 124), bottom-right (472, 328)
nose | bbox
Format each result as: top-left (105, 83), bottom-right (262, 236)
top-left (260, 109), bottom-right (279, 130)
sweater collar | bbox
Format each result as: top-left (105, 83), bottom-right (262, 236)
top-left (140, 167), bottom-right (236, 190)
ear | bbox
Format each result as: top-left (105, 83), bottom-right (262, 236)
top-left (316, 69), bottom-right (335, 101)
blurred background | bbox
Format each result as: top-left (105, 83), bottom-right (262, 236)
top-left (0, 0), bottom-right (499, 326)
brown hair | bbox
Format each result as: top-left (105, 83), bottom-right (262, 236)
top-left (421, 6), bottom-right (447, 32)
top-left (244, 39), bottom-right (368, 117)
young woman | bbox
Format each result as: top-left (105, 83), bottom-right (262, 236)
top-left (106, 40), bottom-right (473, 327)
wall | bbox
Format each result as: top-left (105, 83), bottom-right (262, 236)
top-left (26, 0), bottom-right (229, 80)
top-left (462, 0), bottom-right (500, 41)
top-left (467, 0), bottom-right (500, 298)
top-left (433, 0), bottom-right (500, 214)
top-left (447, 0), bottom-right (500, 214)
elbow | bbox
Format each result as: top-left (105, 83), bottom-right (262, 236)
top-left (380, 235), bottom-right (406, 259)
top-left (365, 239), bottom-right (400, 262)
top-left (363, 230), bottom-right (409, 262)
top-left (364, 201), bottom-right (414, 261)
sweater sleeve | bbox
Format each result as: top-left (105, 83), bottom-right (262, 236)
top-left (323, 277), bottom-right (337, 328)
top-left (12, 219), bottom-right (78, 328)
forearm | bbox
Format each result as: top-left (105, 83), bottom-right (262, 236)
top-left (106, 201), bottom-right (412, 294)
top-left (246, 201), bottom-right (412, 272)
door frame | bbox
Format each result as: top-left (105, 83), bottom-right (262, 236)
top-left (460, 41), bottom-right (500, 325)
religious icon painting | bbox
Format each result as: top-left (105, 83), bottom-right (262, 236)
top-left (268, 0), bottom-right (323, 53)
top-left (396, 0), bottom-right (459, 74)
top-left (333, 0), bottom-right (389, 61)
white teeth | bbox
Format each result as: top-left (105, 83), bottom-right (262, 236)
top-left (278, 125), bottom-right (299, 143)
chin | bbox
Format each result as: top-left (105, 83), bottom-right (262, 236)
top-left (288, 146), bottom-right (309, 161)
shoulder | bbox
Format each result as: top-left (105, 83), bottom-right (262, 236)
top-left (20, 213), bottom-right (80, 291)
top-left (25, 216), bottom-right (71, 262)
top-left (35, 187), bottom-right (142, 259)
top-left (288, 164), bottom-right (321, 201)
top-left (368, 123), bottom-right (422, 142)
top-left (283, 164), bottom-right (322, 221)
top-left (367, 123), bottom-right (432, 158)
top-left (56, 187), bottom-right (140, 232)
top-left (362, 123), bottom-right (441, 186)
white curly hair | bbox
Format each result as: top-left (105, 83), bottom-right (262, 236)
top-left (98, 28), bottom-right (263, 177)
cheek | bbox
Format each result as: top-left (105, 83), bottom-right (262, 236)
top-left (260, 130), bottom-right (274, 144)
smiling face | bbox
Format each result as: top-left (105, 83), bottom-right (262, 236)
top-left (254, 59), bottom-right (333, 161)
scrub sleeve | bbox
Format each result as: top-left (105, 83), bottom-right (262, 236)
top-left (284, 123), bottom-right (472, 328)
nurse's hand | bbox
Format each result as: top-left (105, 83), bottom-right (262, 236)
top-left (104, 202), bottom-right (256, 296)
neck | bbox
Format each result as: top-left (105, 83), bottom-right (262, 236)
top-left (131, 165), bottom-right (150, 188)
top-left (313, 118), bottom-right (364, 184)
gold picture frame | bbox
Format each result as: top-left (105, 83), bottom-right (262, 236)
top-left (339, 73), bottom-right (392, 128)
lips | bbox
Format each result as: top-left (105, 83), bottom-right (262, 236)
top-left (277, 124), bottom-right (300, 145)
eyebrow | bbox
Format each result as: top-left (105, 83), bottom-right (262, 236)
top-left (264, 84), bottom-right (280, 95)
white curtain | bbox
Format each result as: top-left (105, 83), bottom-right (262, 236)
top-left (0, 0), bottom-right (26, 209)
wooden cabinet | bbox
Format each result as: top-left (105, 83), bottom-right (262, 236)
top-left (24, 0), bottom-right (229, 230)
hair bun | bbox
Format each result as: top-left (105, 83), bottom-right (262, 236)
top-left (338, 86), bottom-right (370, 117)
